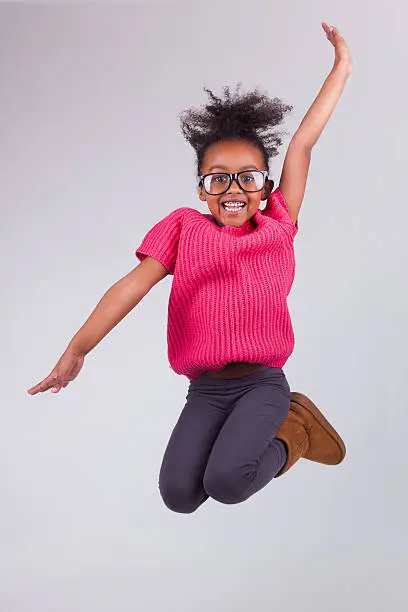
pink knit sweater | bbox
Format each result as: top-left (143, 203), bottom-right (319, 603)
top-left (135, 188), bottom-right (298, 381)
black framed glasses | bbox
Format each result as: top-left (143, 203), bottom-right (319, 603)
top-left (198, 170), bottom-right (270, 195)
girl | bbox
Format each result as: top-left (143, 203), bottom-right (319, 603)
top-left (28, 23), bottom-right (352, 513)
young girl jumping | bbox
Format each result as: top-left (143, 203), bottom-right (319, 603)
top-left (28, 23), bottom-right (352, 513)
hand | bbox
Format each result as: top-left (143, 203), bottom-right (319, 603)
top-left (322, 23), bottom-right (353, 76)
top-left (27, 346), bottom-right (85, 395)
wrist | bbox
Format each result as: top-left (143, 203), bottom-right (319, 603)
top-left (331, 61), bottom-right (352, 78)
top-left (67, 340), bottom-right (87, 357)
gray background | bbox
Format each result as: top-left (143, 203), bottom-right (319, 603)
top-left (2, 1), bottom-right (407, 611)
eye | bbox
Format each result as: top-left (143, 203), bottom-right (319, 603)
top-left (212, 174), bottom-right (228, 183)
top-left (241, 173), bottom-right (255, 183)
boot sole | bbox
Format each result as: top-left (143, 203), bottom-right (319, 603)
top-left (290, 392), bottom-right (346, 464)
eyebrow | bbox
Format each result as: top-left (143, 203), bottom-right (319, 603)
top-left (206, 165), bottom-right (260, 173)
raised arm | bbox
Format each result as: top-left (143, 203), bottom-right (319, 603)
top-left (279, 23), bottom-right (353, 224)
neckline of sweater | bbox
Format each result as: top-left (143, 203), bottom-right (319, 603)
top-left (202, 208), bottom-right (264, 236)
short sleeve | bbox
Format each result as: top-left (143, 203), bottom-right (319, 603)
top-left (135, 208), bottom-right (186, 275)
top-left (262, 187), bottom-right (299, 237)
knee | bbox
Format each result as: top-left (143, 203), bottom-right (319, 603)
top-left (203, 468), bottom-right (248, 505)
top-left (159, 479), bottom-right (202, 514)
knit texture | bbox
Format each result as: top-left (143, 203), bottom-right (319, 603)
top-left (135, 188), bottom-right (298, 380)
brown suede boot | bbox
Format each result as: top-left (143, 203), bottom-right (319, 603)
top-left (275, 392), bottom-right (346, 477)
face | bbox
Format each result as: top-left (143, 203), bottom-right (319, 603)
top-left (198, 139), bottom-right (274, 228)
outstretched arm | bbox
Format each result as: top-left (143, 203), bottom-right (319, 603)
top-left (27, 257), bottom-right (168, 395)
top-left (279, 23), bottom-right (353, 224)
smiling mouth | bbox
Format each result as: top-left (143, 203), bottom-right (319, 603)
top-left (221, 201), bottom-right (247, 214)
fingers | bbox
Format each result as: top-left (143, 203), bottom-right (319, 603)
top-left (27, 381), bottom-right (50, 395)
top-left (27, 375), bottom-right (66, 395)
top-left (322, 22), bottom-right (341, 39)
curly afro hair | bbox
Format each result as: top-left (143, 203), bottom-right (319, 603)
top-left (180, 84), bottom-right (293, 175)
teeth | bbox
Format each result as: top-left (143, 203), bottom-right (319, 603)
top-left (223, 201), bottom-right (246, 209)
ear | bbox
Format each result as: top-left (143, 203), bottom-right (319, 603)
top-left (261, 178), bottom-right (274, 200)
top-left (198, 184), bottom-right (207, 202)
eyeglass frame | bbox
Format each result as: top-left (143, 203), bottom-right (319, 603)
top-left (198, 170), bottom-right (272, 195)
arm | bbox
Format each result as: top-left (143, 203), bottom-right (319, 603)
top-left (68, 256), bottom-right (168, 356)
top-left (279, 23), bottom-right (353, 224)
top-left (27, 256), bottom-right (169, 395)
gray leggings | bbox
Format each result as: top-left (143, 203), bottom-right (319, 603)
top-left (159, 367), bottom-right (291, 513)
